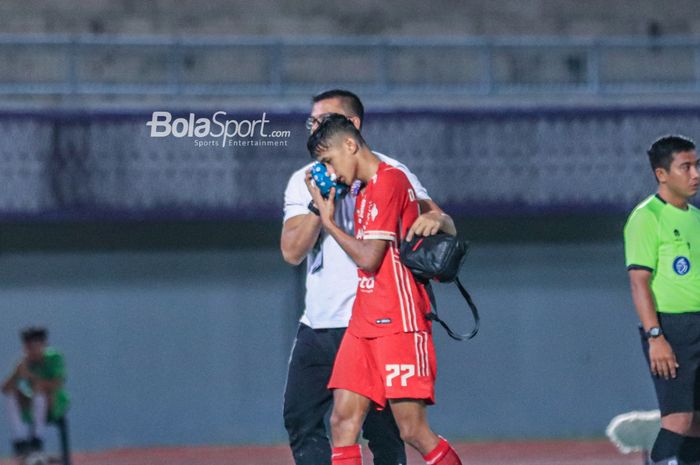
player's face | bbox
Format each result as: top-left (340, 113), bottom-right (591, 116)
top-left (659, 150), bottom-right (700, 199)
top-left (307, 98), bottom-right (360, 134)
top-left (23, 340), bottom-right (46, 362)
top-left (316, 137), bottom-right (358, 185)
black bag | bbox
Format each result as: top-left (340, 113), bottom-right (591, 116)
top-left (400, 234), bottom-right (479, 340)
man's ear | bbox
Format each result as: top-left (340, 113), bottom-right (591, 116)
top-left (655, 167), bottom-right (668, 184)
top-left (348, 116), bottom-right (361, 131)
top-left (344, 136), bottom-right (359, 155)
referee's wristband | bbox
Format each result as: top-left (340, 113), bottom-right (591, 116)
top-left (308, 201), bottom-right (320, 216)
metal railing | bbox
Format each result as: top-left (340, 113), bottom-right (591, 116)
top-left (1, 34), bottom-right (700, 96)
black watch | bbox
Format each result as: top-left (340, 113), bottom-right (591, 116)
top-left (646, 326), bottom-right (663, 339)
top-left (307, 201), bottom-right (320, 216)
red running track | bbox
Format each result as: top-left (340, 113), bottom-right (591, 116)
top-left (0, 440), bottom-right (645, 465)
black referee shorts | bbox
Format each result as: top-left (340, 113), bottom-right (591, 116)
top-left (641, 312), bottom-right (700, 416)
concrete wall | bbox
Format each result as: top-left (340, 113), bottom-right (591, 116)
top-left (0, 240), bottom-right (655, 454)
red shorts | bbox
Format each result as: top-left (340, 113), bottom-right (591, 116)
top-left (328, 330), bottom-right (436, 408)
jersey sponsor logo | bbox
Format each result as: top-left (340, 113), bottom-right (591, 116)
top-left (375, 318), bottom-right (391, 324)
top-left (408, 188), bottom-right (415, 202)
top-left (359, 276), bottom-right (375, 290)
top-left (385, 364), bottom-right (415, 387)
top-left (673, 256), bottom-right (691, 275)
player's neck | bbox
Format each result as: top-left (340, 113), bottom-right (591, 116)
top-left (356, 149), bottom-right (381, 183)
top-left (657, 187), bottom-right (689, 210)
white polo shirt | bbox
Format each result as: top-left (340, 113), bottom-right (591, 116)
top-left (282, 152), bottom-right (431, 329)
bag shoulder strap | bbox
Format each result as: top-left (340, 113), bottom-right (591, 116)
top-left (425, 277), bottom-right (480, 341)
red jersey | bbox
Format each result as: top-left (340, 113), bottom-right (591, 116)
top-left (350, 162), bottom-right (431, 337)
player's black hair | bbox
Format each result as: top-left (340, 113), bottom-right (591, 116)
top-left (20, 326), bottom-right (48, 344)
top-left (647, 135), bottom-right (696, 174)
top-left (307, 113), bottom-right (365, 159)
top-left (312, 89), bottom-right (364, 127)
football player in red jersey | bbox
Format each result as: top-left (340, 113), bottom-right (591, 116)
top-left (306, 114), bottom-right (463, 465)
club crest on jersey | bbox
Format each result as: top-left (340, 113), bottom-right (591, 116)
top-left (673, 256), bottom-right (691, 275)
top-left (370, 202), bottom-right (379, 222)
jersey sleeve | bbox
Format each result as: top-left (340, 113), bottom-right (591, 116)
top-left (363, 170), bottom-right (409, 241)
top-left (283, 167), bottom-right (313, 223)
top-left (624, 208), bottom-right (658, 272)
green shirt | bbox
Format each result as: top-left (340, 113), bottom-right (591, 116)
top-left (22, 347), bottom-right (70, 421)
top-left (624, 194), bottom-right (700, 313)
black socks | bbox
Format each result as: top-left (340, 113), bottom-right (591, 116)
top-left (652, 428), bottom-right (686, 462)
top-left (11, 437), bottom-right (43, 457)
top-left (681, 435), bottom-right (700, 463)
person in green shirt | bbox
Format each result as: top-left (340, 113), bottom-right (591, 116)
top-left (625, 135), bottom-right (700, 465)
top-left (1, 327), bottom-right (69, 459)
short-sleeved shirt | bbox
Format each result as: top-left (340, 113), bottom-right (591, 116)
top-left (624, 194), bottom-right (700, 313)
top-left (349, 162), bottom-right (431, 337)
top-left (283, 152), bottom-right (431, 329)
top-left (24, 347), bottom-right (70, 421)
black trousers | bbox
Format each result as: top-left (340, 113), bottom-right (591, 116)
top-left (283, 323), bottom-right (406, 465)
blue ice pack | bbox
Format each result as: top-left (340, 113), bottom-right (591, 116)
top-left (311, 162), bottom-right (349, 199)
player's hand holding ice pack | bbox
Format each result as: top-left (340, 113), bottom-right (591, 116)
top-left (311, 162), bottom-right (348, 199)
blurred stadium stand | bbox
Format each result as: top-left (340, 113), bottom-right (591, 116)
top-left (0, 0), bottom-right (699, 106)
top-left (2, 35), bottom-right (700, 105)
top-left (1, 0), bottom-right (699, 37)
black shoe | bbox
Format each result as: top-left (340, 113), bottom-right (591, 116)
top-left (28, 437), bottom-right (43, 453)
top-left (12, 439), bottom-right (30, 457)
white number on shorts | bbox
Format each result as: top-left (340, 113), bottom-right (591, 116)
top-left (385, 364), bottom-right (416, 387)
